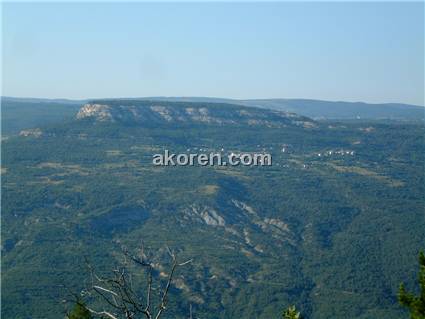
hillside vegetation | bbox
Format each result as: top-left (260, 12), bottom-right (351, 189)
top-left (2, 100), bottom-right (424, 318)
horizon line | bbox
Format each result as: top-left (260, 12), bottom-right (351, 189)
top-left (2, 95), bottom-right (424, 108)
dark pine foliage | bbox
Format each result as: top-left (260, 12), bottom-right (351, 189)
top-left (399, 252), bottom-right (425, 319)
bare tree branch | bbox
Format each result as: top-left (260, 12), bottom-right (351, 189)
top-left (86, 307), bottom-right (119, 319)
top-left (80, 243), bottom-right (191, 319)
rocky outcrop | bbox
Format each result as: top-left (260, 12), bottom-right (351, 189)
top-left (185, 205), bottom-right (226, 227)
top-left (76, 104), bottom-right (113, 121)
top-left (19, 128), bottom-right (42, 137)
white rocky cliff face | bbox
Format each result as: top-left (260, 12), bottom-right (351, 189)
top-left (74, 101), bottom-right (317, 129)
top-left (76, 104), bottom-right (113, 121)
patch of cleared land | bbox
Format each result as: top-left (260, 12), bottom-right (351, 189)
top-left (199, 185), bottom-right (219, 195)
top-left (328, 163), bottom-right (404, 187)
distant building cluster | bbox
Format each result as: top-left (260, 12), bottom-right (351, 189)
top-left (317, 149), bottom-right (355, 157)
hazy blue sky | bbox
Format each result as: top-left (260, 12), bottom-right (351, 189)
top-left (2, 2), bottom-right (424, 105)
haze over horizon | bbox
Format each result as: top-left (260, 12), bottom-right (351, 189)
top-left (2, 2), bottom-right (424, 105)
top-left (3, 95), bottom-right (425, 108)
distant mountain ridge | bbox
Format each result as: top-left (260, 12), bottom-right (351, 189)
top-left (3, 96), bottom-right (424, 120)
top-left (2, 96), bottom-right (423, 135)
top-left (133, 97), bottom-right (424, 120)
top-left (76, 100), bottom-right (317, 129)
top-left (239, 98), bottom-right (425, 120)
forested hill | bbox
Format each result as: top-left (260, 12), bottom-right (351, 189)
top-left (75, 100), bottom-right (316, 129)
top-left (2, 96), bottom-right (423, 136)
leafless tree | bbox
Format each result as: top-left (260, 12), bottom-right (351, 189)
top-left (77, 243), bottom-right (192, 319)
